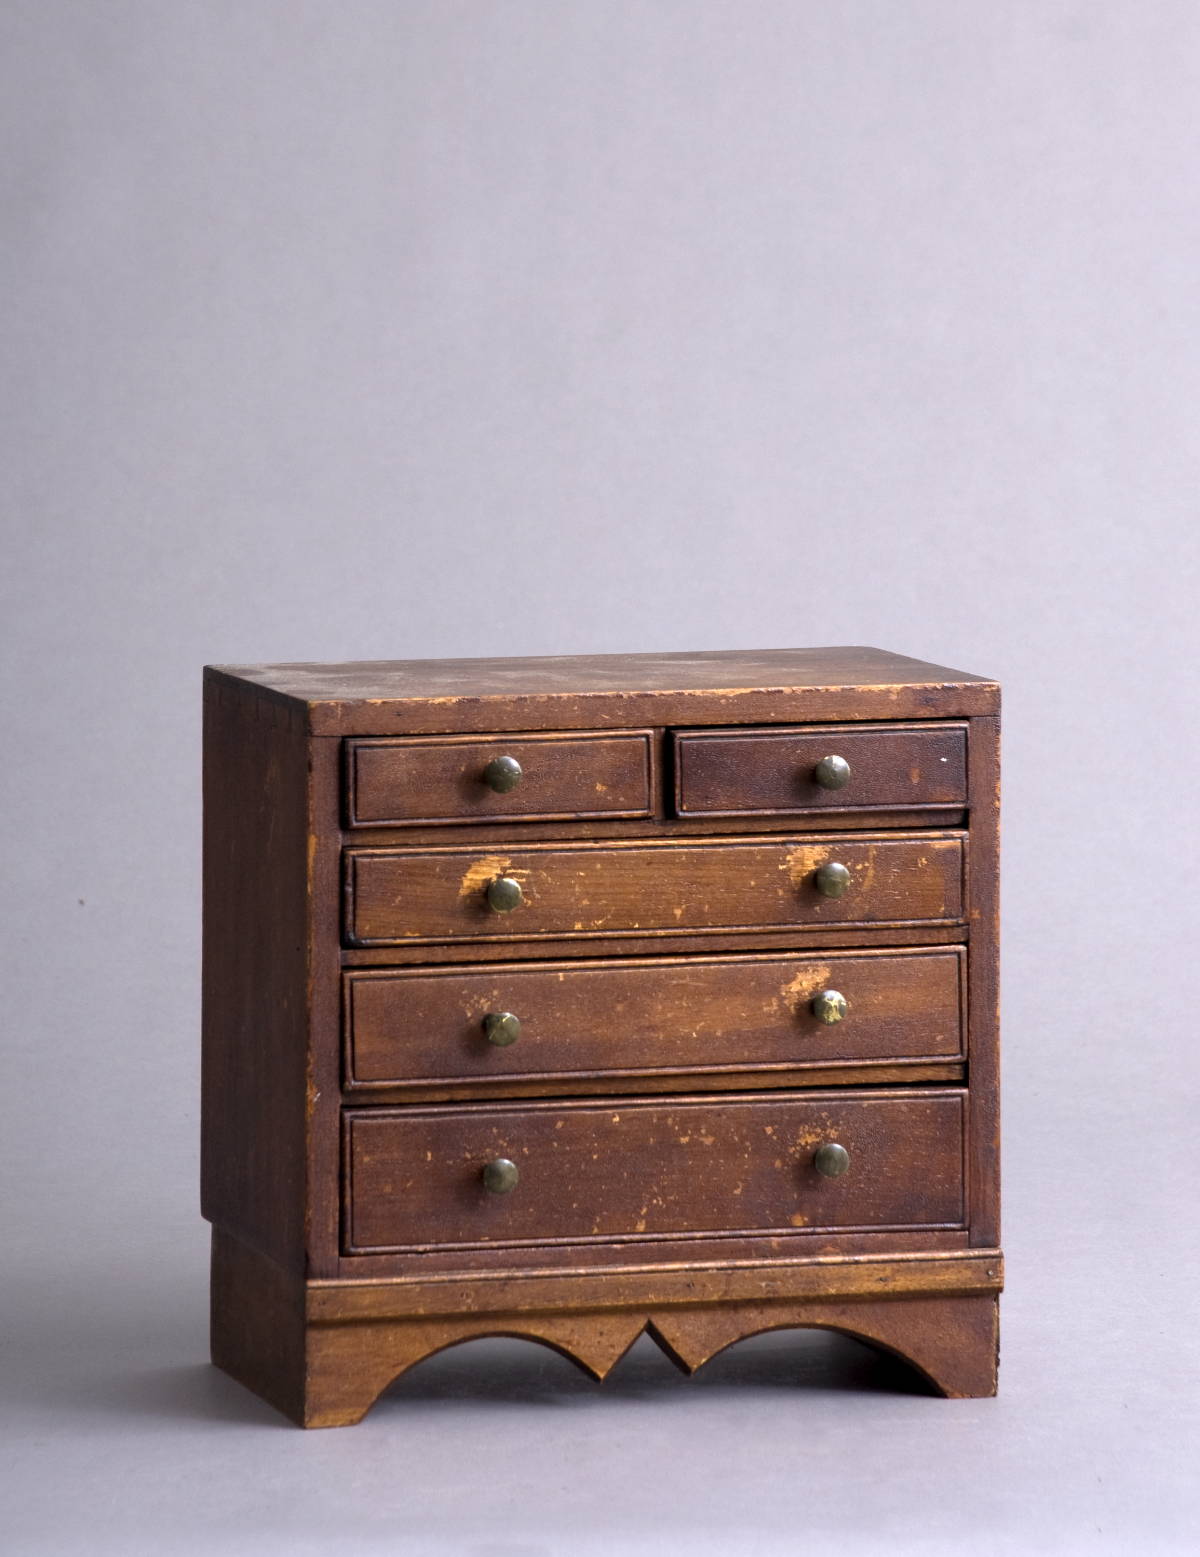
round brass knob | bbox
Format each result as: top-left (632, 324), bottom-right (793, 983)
top-left (814, 1142), bottom-right (850, 1178)
top-left (483, 1011), bottom-right (521, 1047)
top-left (482, 755), bottom-right (523, 793)
top-left (813, 861), bottom-right (852, 898)
top-left (813, 754), bottom-right (851, 790)
top-left (482, 1157), bottom-right (519, 1194)
top-left (811, 989), bottom-right (848, 1024)
top-left (485, 875), bottom-right (524, 913)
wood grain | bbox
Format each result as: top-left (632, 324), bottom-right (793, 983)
top-left (340, 920), bottom-right (968, 969)
top-left (674, 720), bottom-right (967, 817)
top-left (300, 1292), bottom-right (998, 1426)
top-left (966, 713), bottom-right (1001, 1247)
top-left (343, 946), bottom-right (965, 1094)
top-left (307, 1246), bottom-right (1004, 1321)
top-left (346, 729), bottom-right (654, 827)
top-left (207, 645), bottom-right (1000, 735)
top-left (202, 649), bottom-right (1002, 1426)
top-left (201, 674), bottom-right (310, 1270)
top-left (343, 1088), bottom-right (966, 1254)
top-left (344, 832), bottom-right (966, 947)
top-left (211, 1230), bottom-right (1000, 1427)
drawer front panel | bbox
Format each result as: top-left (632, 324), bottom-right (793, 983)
top-left (673, 722), bottom-right (967, 818)
top-left (344, 1089), bottom-right (967, 1252)
top-left (344, 834), bottom-right (965, 946)
top-left (346, 730), bottom-right (654, 827)
top-left (344, 948), bottom-right (964, 1090)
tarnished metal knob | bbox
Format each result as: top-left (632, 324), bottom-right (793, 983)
top-left (813, 861), bottom-right (852, 898)
top-left (486, 875), bottom-right (524, 913)
top-left (482, 1157), bottom-right (519, 1194)
top-left (811, 989), bottom-right (848, 1024)
top-left (483, 1011), bottom-right (521, 1047)
top-left (813, 754), bottom-right (851, 790)
top-left (814, 1143), bottom-right (850, 1178)
top-left (482, 755), bottom-right (523, 793)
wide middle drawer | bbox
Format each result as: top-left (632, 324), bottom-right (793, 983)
top-left (343, 833), bottom-right (965, 946)
top-left (343, 947), bottom-right (965, 1092)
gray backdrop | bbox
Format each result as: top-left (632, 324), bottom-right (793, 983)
top-left (3, 3), bottom-right (1197, 1553)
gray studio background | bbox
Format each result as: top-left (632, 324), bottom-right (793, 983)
top-left (3, 3), bottom-right (1198, 1553)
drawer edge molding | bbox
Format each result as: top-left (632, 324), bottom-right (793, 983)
top-left (306, 1248), bottom-right (1005, 1322)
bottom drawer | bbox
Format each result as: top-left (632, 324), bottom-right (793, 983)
top-left (343, 1089), bottom-right (966, 1254)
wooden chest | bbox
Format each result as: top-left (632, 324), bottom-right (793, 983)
top-left (201, 646), bottom-right (1002, 1426)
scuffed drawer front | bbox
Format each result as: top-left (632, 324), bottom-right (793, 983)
top-left (673, 722), bottom-right (967, 819)
top-left (343, 948), bottom-right (964, 1091)
top-left (343, 833), bottom-right (965, 947)
top-left (343, 1089), bottom-right (967, 1253)
top-left (345, 730), bottom-right (654, 827)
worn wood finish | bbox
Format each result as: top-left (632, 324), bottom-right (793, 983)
top-left (337, 809), bottom-right (969, 847)
top-left (966, 714), bottom-right (1002, 1248)
top-left (340, 919), bottom-right (968, 969)
top-left (210, 1227), bottom-right (308, 1423)
top-left (201, 675), bottom-right (311, 1271)
top-left (346, 729), bottom-right (655, 828)
top-left (344, 1089), bottom-right (966, 1254)
top-left (344, 832), bottom-right (966, 947)
top-left (343, 946), bottom-right (965, 1095)
top-left (674, 721), bottom-right (967, 818)
top-left (209, 646), bottom-right (1000, 736)
top-left (337, 1062), bottom-right (967, 1107)
top-left (203, 647), bottom-right (1002, 1424)
top-left (334, 1226), bottom-right (975, 1280)
top-left (300, 1292), bottom-right (999, 1427)
top-left (212, 1230), bottom-right (1000, 1426)
top-left (307, 1245), bottom-right (1004, 1320)
top-left (305, 735), bottom-right (346, 1280)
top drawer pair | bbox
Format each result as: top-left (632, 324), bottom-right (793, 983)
top-left (345, 722), bottom-right (968, 829)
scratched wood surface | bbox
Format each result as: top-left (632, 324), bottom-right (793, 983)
top-left (965, 714), bottom-right (1001, 1248)
top-left (297, 1291), bottom-right (1000, 1425)
top-left (343, 1089), bottom-right (967, 1253)
top-left (674, 721), bottom-right (967, 817)
top-left (346, 729), bottom-right (655, 827)
top-left (343, 946), bottom-right (965, 1093)
top-left (344, 833), bottom-right (965, 947)
top-left (211, 1229), bottom-right (1001, 1426)
top-left (206, 646), bottom-right (999, 735)
top-left (202, 648), bottom-right (1002, 1425)
top-left (200, 677), bottom-right (311, 1272)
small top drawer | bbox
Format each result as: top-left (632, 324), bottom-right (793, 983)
top-left (672, 722), bottom-right (967, 819)
top-left (345, 730), bottom-right (654, 828)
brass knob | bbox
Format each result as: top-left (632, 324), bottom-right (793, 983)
top-left (811, 989), bottom-right (848, 1024)
top-left (482, 1157), bottom-right (519, 1193)
top-left (813, 861), bottom-right (852, 898)
top-left (813, 754), bottom-right (851, 790)
top-left (483, 1011), bottom-right (521, 1047)
top-left (485, 875), bottom-right (524, 913)
top-left (814, 1142), bottom-right (850, 1178)
top-left (482, 755), bottom-right (523, 793)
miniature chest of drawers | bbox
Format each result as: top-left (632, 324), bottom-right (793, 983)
top-left (202, 646), bottom-right (1002, 1426)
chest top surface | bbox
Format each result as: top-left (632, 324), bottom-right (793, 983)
top-left (206, 645), bottom-right (999, 735)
